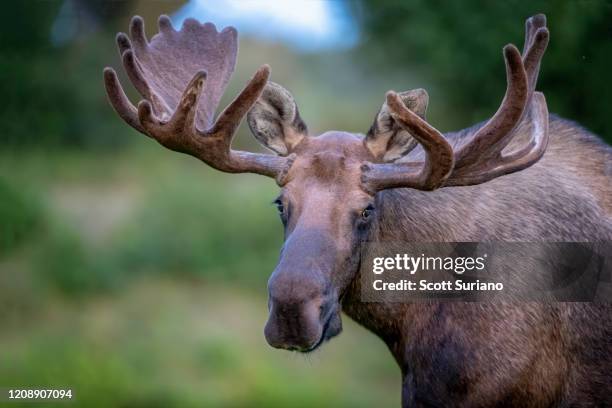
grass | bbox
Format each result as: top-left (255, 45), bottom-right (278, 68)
top-left (0, 279), bottom-right (399, 407)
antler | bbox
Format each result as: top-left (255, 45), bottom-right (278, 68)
top-left (103, 16), bottom-right (290, 178)
top-left (362, 14), bottom-right (550, 192)
top-left (361, 91), bottom-right (454, 191)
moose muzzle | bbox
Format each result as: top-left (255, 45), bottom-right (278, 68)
top-left (264, 229), bottom-right (342, 352)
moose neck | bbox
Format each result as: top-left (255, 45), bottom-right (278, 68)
top-left (342, 284), bottom-right (439, 371)
top-left (340, 183), bottom-right (493, 368)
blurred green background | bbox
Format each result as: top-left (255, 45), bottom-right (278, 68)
top-left (1, 1), bottom-right (610, 407)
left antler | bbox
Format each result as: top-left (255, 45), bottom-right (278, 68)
top-left (103, 16), bottom-right (290, 178)
top-left (362, 14), bottom-right (549, 191)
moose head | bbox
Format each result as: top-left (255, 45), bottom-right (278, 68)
top-left (104, 15), bottom-right (549, 352)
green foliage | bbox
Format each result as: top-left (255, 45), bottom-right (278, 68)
top-left (0, 177), bottom-right (42, 255)
top-left (0, 280), bottom-right (399, 408)
top-left (35, 223), bottom-right (123, 295)
top-left (112, 172), bottom-right (282, 287)
top-left (0, 1), bottom-right (130, 149)
top-left (353, 0), bottom-right (612, 143)
top-left (3, 338), bottom-right (139, 408)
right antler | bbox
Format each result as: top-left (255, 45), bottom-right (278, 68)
top-left (362, 14), bottom-right (550, 191)
top-left (103, 16), bottom-right (290, 178)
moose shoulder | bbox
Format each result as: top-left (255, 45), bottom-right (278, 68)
top-left (104, 14), bottom-right (612, 407)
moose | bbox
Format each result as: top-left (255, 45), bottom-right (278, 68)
top-left (104, 14), bottom-right (611, 407)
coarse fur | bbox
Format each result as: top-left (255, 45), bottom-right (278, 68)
top-left (341, 115), bottom-right (612, 407)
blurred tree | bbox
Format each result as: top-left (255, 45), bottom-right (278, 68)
top-left (0, 1), bottom-right (135, 149)
top-left (352, 0), bottom-right (612, 144)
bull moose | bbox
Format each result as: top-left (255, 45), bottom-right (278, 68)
top-left (104, 14), bottom-right (611, 407)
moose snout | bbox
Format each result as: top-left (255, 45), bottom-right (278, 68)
top-left (264, 298), bottom-right (324, 351)
top-left (264, 272), bottom-right (340, 352)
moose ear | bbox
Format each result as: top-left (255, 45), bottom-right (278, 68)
top-left (365, 89), bottom-right (429, 161)
top-left (247, 82), bottom-right (308, 155)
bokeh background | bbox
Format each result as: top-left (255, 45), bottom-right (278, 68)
top-left (1, 1), bottom-right (610, 407)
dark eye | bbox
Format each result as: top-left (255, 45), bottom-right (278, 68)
top-left (273, 198), bottom-right (284, 215)
top-left (361, 204), bottom-right (374, 220)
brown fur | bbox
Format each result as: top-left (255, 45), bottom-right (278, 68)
top-left (264, 116), bottom-right (611, 407)
top-left (340, 117), bottom-right (612, 407)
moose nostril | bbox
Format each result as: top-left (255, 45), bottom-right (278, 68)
top-left (264, 299), bottom-right (326, 351)
top-left (263, 319), bottom-right (284, 349)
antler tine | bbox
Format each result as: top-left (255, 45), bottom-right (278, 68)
top-left (523, 14), bottom-right (549, 93)
top-left (445, 92), bottom-right (549, 186)
top-left (213, 65), bottom-right (270, 136)
top-left (523, 14), bottom-right (546, 57)
top-left (158, 15), bottom-right (174, 33)
top-left (116, 32), bottom-right (131, 56)
top-left (453, 45), bottom-right (528, 169)
top-left (103, 67), bottom-right (145, 134)
top-left (167, 70), bottom-right (207, 134)
top-left (361, 92), bottom-right (454, 192)
top-left (129, 15), bottom-right (148, 49)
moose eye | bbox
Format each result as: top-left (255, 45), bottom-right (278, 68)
top-left (361, 204), bottom-right (374, 220)
top-left (273, 198), bottom-right (284, 214)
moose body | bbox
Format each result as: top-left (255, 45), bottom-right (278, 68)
top-left (342, 116), bottom-right (612, 406)
top-left (104, 14), bottom-right (611, 407)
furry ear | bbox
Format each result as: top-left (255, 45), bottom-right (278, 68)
top-left (247, 82), bottom-right (308, 155)
top-left (365, 89), bottom-right (429, 161)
